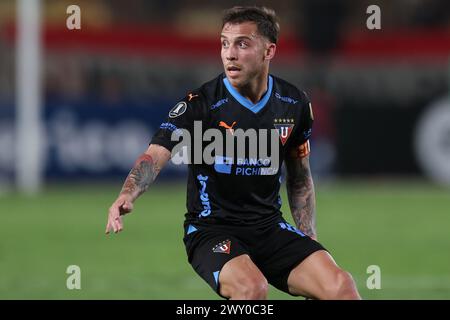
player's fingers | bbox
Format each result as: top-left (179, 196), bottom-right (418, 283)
top-left (106, 209), bottom-right (116, 232)
top-left (109, 204), bottom-right (120, 218)
top-left (107, 218), bottom-right (116, 234)
top-left (115, 216), bottom-right (123, 232)
top-left (105, 220), bottom-right (111, 234)
top-left (112, 217), bottom-right (119, 233)
top-left (112, 217), bottom-right (120, 233)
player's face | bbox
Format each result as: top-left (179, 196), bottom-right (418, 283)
top-left (221, 22), bottom-right (273, 88)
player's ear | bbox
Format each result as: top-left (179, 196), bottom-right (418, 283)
top-left (264, 42), bottom-right (276, 61)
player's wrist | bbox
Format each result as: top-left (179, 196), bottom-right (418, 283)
top-left (118, 192), bottom-right (135, 203)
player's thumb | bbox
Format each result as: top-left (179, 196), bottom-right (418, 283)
top-left (121, 200), bottom-right (133, 213)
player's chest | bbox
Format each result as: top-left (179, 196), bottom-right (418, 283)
top-left (208, 100), bottom-right (298, 138)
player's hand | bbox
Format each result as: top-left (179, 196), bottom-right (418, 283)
top-left (105, 194), bottom-right (134, 234)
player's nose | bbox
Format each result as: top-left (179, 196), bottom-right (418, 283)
top-left (226, 46), bottom-right (238, 61)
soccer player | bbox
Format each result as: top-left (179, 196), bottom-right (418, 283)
top-left (106, 6), bottom-right (361, 300)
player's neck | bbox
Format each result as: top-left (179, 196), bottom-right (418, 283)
top-left (237, 72), bottom-right (269, 104)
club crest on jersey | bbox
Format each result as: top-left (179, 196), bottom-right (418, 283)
top-left (212, 239), bottom-right (231, 254)
top-left (274, 118), bottom-right (295, 145)
top-left (169, 101), bottom-right (187, 118)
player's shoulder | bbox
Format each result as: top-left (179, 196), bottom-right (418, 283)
top-left (198, 74), bottom-right (226, 103)
top-left (166, 75), bottom-right (223, 119)
top-left (271, 75), bottom-right (310, 105)
top-left (181, 74), bottom-right (223, 107)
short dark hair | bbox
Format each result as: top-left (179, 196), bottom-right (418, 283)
top-left (222, 6), bottom-right (280, 44)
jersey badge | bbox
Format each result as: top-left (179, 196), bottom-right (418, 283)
top-left (212, 240), bottom-right (231, 254)
top-left (274, 118), bottom-right (295, 145)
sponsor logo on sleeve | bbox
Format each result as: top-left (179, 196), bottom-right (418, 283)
top-left (169, 101), bottom-right (187, 118)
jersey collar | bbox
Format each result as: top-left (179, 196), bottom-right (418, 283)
top-left (223, 75), bottom-right (273, 114)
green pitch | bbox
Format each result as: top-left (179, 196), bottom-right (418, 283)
top-left (1, 180), bottom-right (449, 299)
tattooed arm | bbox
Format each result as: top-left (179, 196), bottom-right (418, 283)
top-left (105, 144), bottom-right (171, 234)
top-left (285, 152), bottom-right (317, 240)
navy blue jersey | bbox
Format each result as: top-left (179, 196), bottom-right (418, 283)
top-left (151, 73), bottom-right (313, 227)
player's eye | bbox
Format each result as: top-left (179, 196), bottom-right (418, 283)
top-left (238, 41), bottom-right (248, 49)
top-left (222, 40), bottom-right (229, 48)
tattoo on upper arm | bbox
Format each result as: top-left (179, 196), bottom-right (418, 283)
top-left (120, 154), bottom-right (158, 198)
top-left (285, 154), bottom-right (316, 238)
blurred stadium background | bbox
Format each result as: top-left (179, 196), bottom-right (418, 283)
top-left (0, 0), bottom-right (449, 299)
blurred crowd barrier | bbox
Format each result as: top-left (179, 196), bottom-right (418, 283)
top-left (0, 0), bottom-right (449, 184)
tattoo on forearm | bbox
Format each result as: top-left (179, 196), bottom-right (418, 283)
top-left (286, 156), bottom-right (316, 238)
top-left (120, 154), bottom-right (158, 200)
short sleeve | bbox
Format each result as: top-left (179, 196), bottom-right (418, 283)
top-left (150, 92), bottom-right (204, 152)
top-left (289, 91), bottom-right (314, 148)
